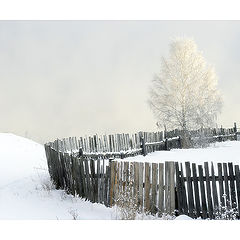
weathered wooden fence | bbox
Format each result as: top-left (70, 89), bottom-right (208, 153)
top-left (45, 144), bottom-right (240, 219)
top-left (47, 123), bottom-right (238, 159)
top-left (45, 145), bottom-right (175, 215)
top-left (176, 161), bottom-right (240, 219)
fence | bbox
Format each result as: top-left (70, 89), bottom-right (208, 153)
top-left (47, 123), bottom-right (238, 159)
top-left (45, 143), bottom-right (240, 219)
top-left (44, 145), bottom-right (175, 215)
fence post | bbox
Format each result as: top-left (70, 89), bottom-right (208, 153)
top-left (79, 148), bottom-right (83, 157)
top-left (178, 136), bottom-right (182, 149)
top-left (141, 137), bottom-right (147, 156)
top-left (165, 138), bottom-right (169, 151)
top-left (234, 122), bottom-right (237, 133)
top-left (234, 122), bottom-right (238, 140)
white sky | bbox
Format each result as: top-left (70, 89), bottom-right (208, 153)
top-left (0, 21), bottom-right (239, 143)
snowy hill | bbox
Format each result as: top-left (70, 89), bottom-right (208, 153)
top-left (0, 133), bottom-right (47, 187)
top-left (0, 133), bottom-right (112, 219)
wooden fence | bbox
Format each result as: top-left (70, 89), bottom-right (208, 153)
top-left (176, 161), bottom-right (240, 219)
top-left (45, 144), bottom-right (240, 219)
top-left (45, 144), bottom-right (175, 215)
top-left (47, 123), bottom-right (238, 159)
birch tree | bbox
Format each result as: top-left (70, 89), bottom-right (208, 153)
top-left (148, 38), bottom-right (222, 142)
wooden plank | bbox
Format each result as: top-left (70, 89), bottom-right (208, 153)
top-left (97, 158), bottom-right (101, 203)
top-left (72, 157), bottom-right (81, 196)
top-left (105, 165), bottom-right (110, 207)
top-left (102, 160), bottom-right (107, 205)
top-left (198, 165), bottom-right (207, 219)
top-left (84, 158), bottom-right (92, 201)
top-left (118, 162), bottom-right (123, 202)
top-left (144, 162), bottom-right (150, 213)
top-left (59, 152), bottom-right (67, 190)
top-left (185, 162), bottom-right (195, 218)
top-left (217, 163), bottom-right (225, 207)
top-left (90, 159), bottom-right (97, 202)
top-left (169, 161), bottom-right (175, 215)
top-left (109, 135), bottom-right (112, 152)
top-left (228, 162), bottom-right (237, 209)
top-left (100, 164), bottom-right (104, 203)
top-left (79, 157), bottom-right (87, 198)
top-left (192, 163), bottom-right (201, 218)
top-left (165, 161), bottom-right (170, 214)
top-left (138, 162), bottom-right (144, 212)
top-left (180, 163), bottom-right (188, 215)
top-left (114, 162), bottom-right (120, 203)
top-left (204, 162), bottom-right (214, 219)
top-left (223, 163), bottom-right (230, 208)
top-left (134, 162), bottom-right (139, 208)
top-left (151, 163), bottom-right (158, 214)
top-left (129, 162), bottom-right (134, 200)
top-left (175, 162), bottom-right (183, 215)
top-left (123, 162), bottom-right (128, 191)
top-left (64, 153), bottom-right (72, 193)
top-left (211, 162), bottom-right (219, 211)
top-left (109, 161), bottom-right (115, 207)
top-left (158, 163), bottom-right (164, 216)
top-left (234, 165), bottom-right (240, 218)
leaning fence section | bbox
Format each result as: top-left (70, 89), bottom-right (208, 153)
top-left (45, 144), bottom-right (112, 205)
top-left (45, 144), bottom-right (176, 216)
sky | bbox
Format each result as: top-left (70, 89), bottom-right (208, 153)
top-left (0, 21), bottom-right (239, 144)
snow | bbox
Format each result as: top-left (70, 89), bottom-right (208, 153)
top-left (0, 133), bottom-right (113, 219)
top-left (1, 133), bottom-right (239, 219)
top-left (116, 141), bottom-right (240, 165)
top-left (175, 215), bottom-right (193, 220)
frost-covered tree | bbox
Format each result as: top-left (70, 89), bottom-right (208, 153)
top-left (148, 38), bottom-right (222, 143)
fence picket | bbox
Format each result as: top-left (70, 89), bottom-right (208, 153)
top-left (158, 163), bottom-right (164, 216)
top-left (211, 162), bottom-right (219, 211)
top-left (192, 163), bottom-right (201, 218)
top-left (175, 162), bottom-right (183, 215)
top-left (134, 162), bottom-right (139, 208)
top-left (151, 163), bottom-right (158, 214)
top-left (223, 163), bottom-right (230, 208)
top-left (204, 162), bottom-right (214, 219)
top-left (217, 163), bottom-right (225, 207)
top-left (228, 162), bottom-right (237, 209)
top-left (180, 163), bottom-right (188, 215)
top-left (144, 162), bottom-right (151, 213)
top-left (138, 162), bottom-right (144, 211)
top-left (234, 165), bottom-right (240, 217)
top-left (198, 165), bottom-right (207, 219)
top-left (185, 162), bottom-right (195, 218)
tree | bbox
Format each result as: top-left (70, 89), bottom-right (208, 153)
top-left (148, 38), bottom-right (222, 146)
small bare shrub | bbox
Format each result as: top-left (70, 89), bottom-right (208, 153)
top-left (41, 179), bottom-right (55, 192)
top-left (68, 208), bottom-right (79, 220)
top-left (114, 167), bottom-right (138, 220)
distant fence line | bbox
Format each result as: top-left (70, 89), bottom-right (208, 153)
top-left (47, 123), bottom-right (238, 159)
top-left (45, 145), bottom-right (240, 219)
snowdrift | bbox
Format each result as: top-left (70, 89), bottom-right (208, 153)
top-left (0, 133), bottom-right (47, 187)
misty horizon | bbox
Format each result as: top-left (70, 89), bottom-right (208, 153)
top-left (0, 20), bottom-right (239, 144)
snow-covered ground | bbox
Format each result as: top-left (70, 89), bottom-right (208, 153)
top-left (119, 141), bottom-right (240, 165)
top-left (0, 133), bottom-right (239, 220)
top-left (0, 133), bottom-right (113, 220)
